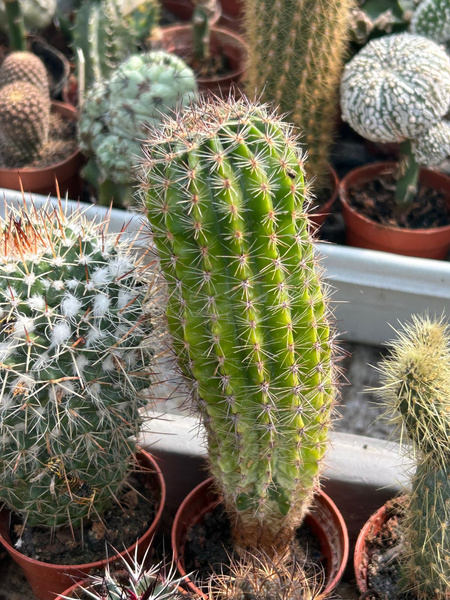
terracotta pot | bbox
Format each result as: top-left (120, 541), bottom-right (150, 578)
top-left (157, 25), bottom-right (247, 96)
top-left (0, 101), bottom-right (84, 200)
top-left (0, 449), bottom-right (166, 600)
top-left (354, 497), bottom-right (406, 595)
top-left (162, 0), bottom-right (222, 24)
top-left (308, 165), bottom-right (339, 230)
top-left (171, 478), bottom-right (349, 598)
top-left (339, 163), bottom-right (450, 259)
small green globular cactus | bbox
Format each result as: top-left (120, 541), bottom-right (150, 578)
top-left (0, 81), bottom-right (50, 166)
top-left (79, 51), bottom-right (197, 206)
top-left (141, 96), bottom-right (337, 556)
top-left (341, 32), bottom-right (450, 206)
top-left (410, 0), bottom-right (450, 47)
top-left (243, 0), bottom-right (354, 193)
top-left (0, 51), bottom-right (49, 98)
top-left (0, 201), bottom-right (159, 528)
top-left (377, 315), bottom-right (450, 600)
top-left (0, 0), bottom-right (57, 32)
top-left (72, 0), bottom-right (161, 88)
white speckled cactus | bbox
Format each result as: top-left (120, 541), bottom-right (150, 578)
top-left (0, 0), bottom-right (56, 32)
top-left (0, 201), bottom-right (159, 528)
top-left (411, 0), bottom-right (450, 47)
top-left (79, 51), bottom-right (197, 207)
top-left (341, 33), bottom-right (450, 205)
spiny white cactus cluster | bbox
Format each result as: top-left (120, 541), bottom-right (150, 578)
top-left (341, 33), bottom-right (450, 165)
top-left (0, 201), bottom-right (160, 527)
top-left (411, 0), bottom-right (450, 46)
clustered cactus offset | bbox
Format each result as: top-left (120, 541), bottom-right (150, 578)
top-left (79, 50), bottom-right (197, 206)
top-left (0, 200), bottom-right (159, 528)
top-left (341, 32), bottom-right (450, 206)
top-left (0, 51), bottom-right (49, 98)
top-left (410, 0), bottom-right (450, 47)
top-left (243, 0), bottom-right (354, 193)
top-left (72, 0), bottom-right (161, 88)
top-left (141, 96), bottom-right (337, 556)
top-left (378, 315), bottom-right (450, 599)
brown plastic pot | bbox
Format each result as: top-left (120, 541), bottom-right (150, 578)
top-left (339, 163), bottom-right (450, 259)
top-left (308, 165), bottom-right (339, 230)
top-left (162, 0), bottom-right (222, 24)
top-left (171, 478), bottom-right (349, 598)
top-left (0, 101), bottom-right (84, 200)
top-left (354, 497), bottom-right (406, 595)
top-left (0, 449), bottom-right (166, 600)
top-left (157, 25), bottom-right (247, 96)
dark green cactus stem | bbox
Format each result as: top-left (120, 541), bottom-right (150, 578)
top-left (243, 0), bottom-right (354, 193)
top-left (378, 316), bottom-right (450, 599)
top-left (142, 97), bottom-right (336, 556)
top-left (395, 141), bottom-right (420, 207)
top-left (5, 0), bottom-right (26, 51)
top-left (192, 5), bottom-right (210, 61)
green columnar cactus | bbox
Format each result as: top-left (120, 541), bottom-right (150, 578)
top-left (72, 0), bottom-right (160, 88)
top-left (79, 51), bottom-right (197, 207)
top-left (0, 51), bottom-right (49, 97)
top-left (0, 201), bottom-right (158, 528)
top-left (141, 97), bottom-right (336, 556)
top-left (341, 33), bottom-right (450, 206)
top-left (0, 81), bottom-right (50, 165)
top-left (243, 0), bottom-right (354, 192)
top-left (410, 0), bottom-right (450, 47)
top-left (2, 0), bottom-right (26, 50)
top-left (377, 316), bottom-right (450, 599)
top-left (0, 0), bottom-right (57, 33)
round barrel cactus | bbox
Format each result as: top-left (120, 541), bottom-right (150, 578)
top-left (141, 97), bottom-right (337, 556)
top-left (0, 52), bottom-right (49, 98)
top-left (378, 316), bottom-right (450, 599)
top-left (341, 32), bottom-right (450, 205)
top-left (79, 51), bottom-right (197, 206)
top-left (0, 201), bottom-right (159, 528)
top-left (410, 0), bottom-right (450, 46)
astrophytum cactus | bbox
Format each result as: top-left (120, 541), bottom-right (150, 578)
top-left (141, 96), bottom-right (337, 556)
top-left (341, 33), bottom-right (450, 205)
top-left (378, 315), bottom-right (450, 599)
top-left (410, 0), bottom-right (450, 47)
top-left (0, 200), bottom-right (159, 528)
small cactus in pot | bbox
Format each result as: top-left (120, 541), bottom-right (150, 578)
top-left (140, 96), bottom-right (338, 557)
top-left (377, 315), bottom-right (450, 599)
top-left (79, 50), bottom-right (197, 208)
top-left (341, 32), bottom-right (450, 207)
top-left (0, 200), bottom-right (160, 529)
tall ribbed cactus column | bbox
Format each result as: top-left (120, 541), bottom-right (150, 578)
top-left (141, 97), bottom-right (336, 555)
top-left (378, 316), bottom-right (450, 599)
top-left (243, 0), bottom-right (354, 192)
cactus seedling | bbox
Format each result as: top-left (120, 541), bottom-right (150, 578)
top-left (243, 0), bottom-right (354, 193)
top-left (377, 315), bottom-right (450, 599)
top-left (141, 96), bottom-right (337, 556)
top-left (341, 33), bottom-right (450, 207)
top-left (0, 200), bottom-right (159, 528)
top-left (79, 51), bottom-right (197, 207)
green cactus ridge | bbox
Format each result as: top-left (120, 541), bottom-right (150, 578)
top-left (142, 97), bottom-right (337, 555)
top-left (79, 51), bottom-right (197, 187)
top-left (72, 0), bottom-right (160, 88)
top-left (0, 52), bottom-right (49, 98)
top-left (410, 0), bottom-right (450, 46)
top-left (340, 33), bottom-right (450, 150)
top-left (0, 201), bottom-right (159, 528)
top-left (378, 316), bottom-right (450, 599)
top-left (0, 81), bottom-right (50, 165)
top-left (243, 0), bottom-right (354, 192)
